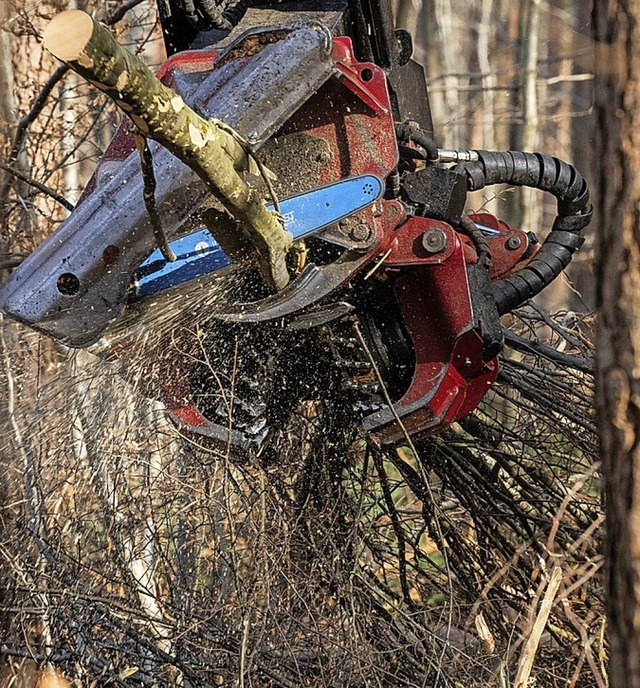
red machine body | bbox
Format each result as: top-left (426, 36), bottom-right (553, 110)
top-left (115, 33), bottom-right (533, 448)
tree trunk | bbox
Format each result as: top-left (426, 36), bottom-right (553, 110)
top-left (593, 1), bottom-right (640, 684)
top-left (0, 0), bottom-right (19, 230)
top-left (517, 0), bottom-right (542, 233)
top-left (0, 0), bottom-right (19, 644)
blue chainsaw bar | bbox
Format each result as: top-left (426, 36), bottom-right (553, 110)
top-left (131, 174), bottom-right (383, 299)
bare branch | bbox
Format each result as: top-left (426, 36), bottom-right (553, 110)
top-left (0, 162), bottom-right (74, 212)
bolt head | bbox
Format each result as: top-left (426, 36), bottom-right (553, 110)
top-left (350, 223), bottom-right (372, 242)
top-left (422, 228), bottom-right (448, 253)
top-left (506, 235), bottom-right (523, 250)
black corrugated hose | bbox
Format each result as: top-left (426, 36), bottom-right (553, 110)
top-left (460, 150), bottom-right (592, 315)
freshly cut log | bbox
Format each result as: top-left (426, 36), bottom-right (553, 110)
top-left (44, 9), bottom-right (292, 290)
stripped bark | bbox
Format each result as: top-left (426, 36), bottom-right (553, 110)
top-left (43, 10), bottom-right (292, 291)
top-left (513, 566), bottom-right (563, 688)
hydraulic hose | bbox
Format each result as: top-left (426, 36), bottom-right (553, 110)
top-left (395, 124), bottom-right (439, 162)
top-left (460, 150), bottom-right (592, 315)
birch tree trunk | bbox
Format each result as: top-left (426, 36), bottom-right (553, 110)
top-left (0, 2), bottom-right (16, 149)
top-left (61, 0), bottom-right (80, 205)
top-left (516, 0), bottom-right (542, 234)
top-left (0, 2), bottom-right (18, 643)
top-left (593, 0), bottom-right (640, 684)
top-left (432, 0), bottom-right (463, 146)
top-left (476, 0), bottom-right (496, 152)
top-left (0, 0), bottom-right (19, 231)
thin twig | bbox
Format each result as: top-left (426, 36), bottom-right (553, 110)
top-left (215, 119), bottom-right (281, 214)
top-left (370, 445), bottom-right (413, 607)
top-left (503, 329), bottom-right (592, 373)
top-left (514, 566), bottom-right (563, 688)
top-left (353, 320), bottom-right (455, 686)
top-left (0, 252), bottom-right (29, 270)
top-left (102, 0), bottom-right (146, 25)
top-left (562, 598), bottom-right (607, 688)
top-left (134, 135), bottom-right (176, 262)
top-left (4, 64), bottom-right (70, 169)
top-left (0, 162), bottom-right (75, 211)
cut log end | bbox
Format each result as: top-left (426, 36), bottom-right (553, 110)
top-left (44, 10), bottom-right (94, 63)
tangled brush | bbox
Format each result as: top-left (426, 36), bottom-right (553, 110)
top-left (0, 300), bottom-right (603, 687)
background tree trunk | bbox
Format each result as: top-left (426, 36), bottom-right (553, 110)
top-left (594, 0), bottom-right (640, 685)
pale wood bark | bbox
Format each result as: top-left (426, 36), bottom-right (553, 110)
top-left (513, 567), bottom-right (563, 688)
top-left (0, 1), bottom-right (20, 645)
top-left (518, 0), bottom-right (542, 234)
top-left (0, 2), bottom-right (16, 136)
top-left (593, 0), bottom-right (640, 685)
top-left (0, 0), bottom-right (21, 235)
top-left (60, 0), bottom-right (80, 205)
top-left (44, 10), bottom-right (292, 291)
top-left (477, 0), bottom-right (496, 152)
top-left (518, 0), bottom-right (541, 154)
top-left (433, 0), bottom-right (463, 146)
